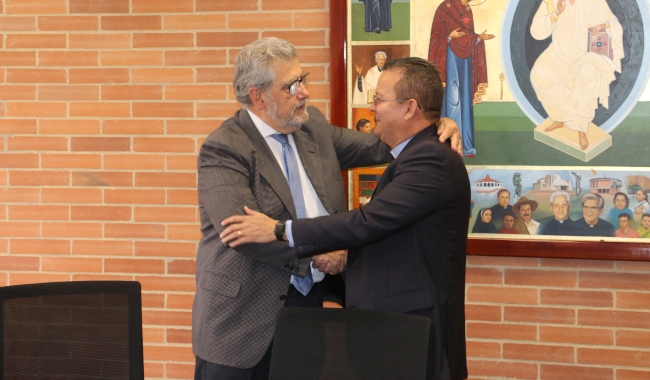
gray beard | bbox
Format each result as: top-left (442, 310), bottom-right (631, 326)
top-left (266, 93), bottom-right (309, 129)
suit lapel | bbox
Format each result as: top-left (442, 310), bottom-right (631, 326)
top-left (293, 130), bottom-right (331, 213)
top-left (236, 110), bottom-right (298, 218)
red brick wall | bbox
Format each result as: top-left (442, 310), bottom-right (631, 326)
top-left (0, 1), bottom-right (648, 379)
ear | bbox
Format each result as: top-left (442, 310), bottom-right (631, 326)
top-left (403, 99), bottom-right (418, 120)
top-left (248, 87), bottom-right (265, 111)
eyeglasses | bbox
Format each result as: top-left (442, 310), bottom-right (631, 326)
top-left (282, 73), bottom-right (309, 96)
top-left (582, 206), bottom-right (600, 212)
top-left (372, 95), bottom-right (421, 109)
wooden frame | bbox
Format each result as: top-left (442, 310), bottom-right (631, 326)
top-left (329, 0), bottom-right (650, 261)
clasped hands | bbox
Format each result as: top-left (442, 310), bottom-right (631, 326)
top-left (221, 206), bottom-right (347, 275)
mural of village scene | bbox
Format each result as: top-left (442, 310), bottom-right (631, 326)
top-left (468, 167), bottom-right (650, 240)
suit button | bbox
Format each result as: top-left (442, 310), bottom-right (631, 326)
top-left (279, 294), bottom-right (287, 301)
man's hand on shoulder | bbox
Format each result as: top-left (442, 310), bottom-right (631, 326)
top-left (436, 117), bottom-right (463, 156)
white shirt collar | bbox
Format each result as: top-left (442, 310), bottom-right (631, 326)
top-left (246, 109), bottom-right (279, 138)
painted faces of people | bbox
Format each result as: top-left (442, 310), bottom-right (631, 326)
top-left (498, 190), bottom-right (510, 208)
top-left (582, 198), bottom-right (603, 225)
top-left (642, 215), bottom-right (650, 229)
top-left (551, 195), bottom-right (569, 221)
top-left (375, 53), bottom-right (386, 69)
top-left (519, 204), bottom-right (532, 223)
top-left (619, 215), bottom-right (631, 231)
top-left (503, 215), bottom-right (515, 230)
top-left (481, 209), bottom-right (492, 223)
top-left (636, 190), bottom-right (647, 202)
top-left (614, 194), bottom-right (628, 210)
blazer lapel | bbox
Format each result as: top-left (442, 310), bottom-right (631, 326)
top-left (293, 131), bottom-right (331, 213)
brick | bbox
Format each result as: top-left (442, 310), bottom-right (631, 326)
top-left (617, 369), bottom-right (650, 380)
top-left (163, 14), bottom-right (226, 30)
top-left (6, 102), bottom-right (67, 117)
top-left (540, 289), bottom-right (613, 307)
top-left (304, 83), bottom-right (329, 100)
top-left (541, 258), bottom-right (614, 269)
top-left (616, 329), bottom-right (650, 348)
top-left (133, 137), bottom-right (195, 153)
top-left (39, 85), bottom-right (100, 101)
top-left (505, 306), bottom-right (575, 324)
top-left (133, 102), bottom-right (193, 118)
top-left (578, 347), bottom-right (650, 367)
top-left (41, 154), bottom-right (102, 169)
top-left (134, 207), bottom-right (196, 223)
top-left (143, 294), bottom-right (165, 309)
top-left (196, 68), bottom-right (233, 83)
top-left (135, 242), bottom-right (196, 258)
top-left (103, 120), bottom-right (164, 135)
top-left (42, 188), bottom-right (102, 204)
top-left (132, 68), bottom-right (194, 83)
top-left (167, 155), bottom-right (198, 170)
top-left (0, 188), bottom-right (39, 202)
top-left (72, 274), bottom-right (132, 281)
top-left (7, 68), bottom-right (66, 83)
top-left (165, 50), bottom-right (226, 66)
top-left (38, 16), bottom-right (99, 31)
top-left (229, 13), bottom-right (292, 29)
top-left (104, 223), bottom-right (165, 239)
top-left (133, 33), bottom-right (194, 48)
top-left (40, 119), bottom-right (100, 134)
top-left (580, 272), bottom-right (650, 291)
top-left (6, 34), bottom-right (66, 48)
top-left (294, 11), bottom-right (330, 28)
top-left (579, 310), bottom-right (650, 329)
top-left (42, 222), bottom-right (102, 238)
top-left (133, 0), bottom-right (193, 13)
top-left (0, 154), bottom-right (39, 168)
top-left (0, 51), bottom-right (36, 66)
top-left (466, 340), bottom-right (500, 358)
top-left (197, 32), bottom-right (258, 48)
top-left (165, 85), bottom-right (226, 100)
top-left (466, 322), bottom-right (537, 341)
top-left (195, 0), bottom-right (257, 11)
top-left (10, 273), bottom-right (71, 285)
top-left (138, 275), bottom-right (195, 292)
top-left (167, 190), bottom-right (198, 205)
top-left (467, 359), bottom-right (538, 380)
top-left (72, 171), bottom-right (132, 187)
top-left (102, 85), bottom-right (163, 100)
top-left (540, 326), bottom-right (613, 345)
top-left (168, 120), bottom-right (218, 135)
top-left (144, 363), bottom-right (165, 378)
top-left (10, 171), bottom-right (69, 186)
top-left (70, 0), bottom-right (129, 13)
top-left (294, 48), bottom-right (331, 64)
top-left (70, 101), bottom-right (131, 117)
top-left (69, 68), bottom-right (129, 83)
top-left (143, 327), bottom-right (165, 343)
top-left (466, 267), bottom-right (502, 284)
top-left (261, 30), bottom-right (326, 47)
top-left (504, 343), bottom-right (574, 363)
top-left (11, 238), bottom-right (70, 254)
top-left (103, 154), bottom-right (165, 170)
top-left (168, 259), bottom-right (195, 275)
top-left (100, 51), bottom-right (163, 66)
top-left (71, 206), bottom-right (131, 221)
top-left (165, 363), bottom-right (194, 379)
top-left (0, 86), bottom-right (36, 100)
top-left (136, 172), bottom-right (196, 188)
top-left (616, 261), bottom-right (650, 271)
top-left (6, 0), bottom-right (67, 14)
top-left (38, 51), bottom-right (98, 66)
top-left (540, 364), bottom-right (613, 380)
top-left (102, 16), bottom-right (161, 31)
top-left (617, 291), bottom-right (650, 309)
top-left (9, 205), bottom-right (68, 220)
top-left (196, 102), bottom-right (241, 118)
top-left (69, 34), bottom-right (131, 49)
top-left (0, 222), bottom-right (40, 237)
top-left (142, 344), bottom-right (194, 362)
top-left (166, 329), bottom-right (191, 344)
top-left (467, 286), bottom-right (538, 304)
top-left (105, 258), bottom-right (165, 274)
top-left (105, 189), bottom-right (165, 204)
top-left (465, 304), bottom-right (501, 322)
top-left (167, 293), bottom-right (194, 309)
top-left (72, 240), bottom-right (133, 256)
top-left (0, 256), bottom-right (39, 271)
top-left (0, 119), bottom-right (37, 134)
top-left (0, 16), bottom-right (36, 31)
top-left (7, 136), bottom-right (68, 151)
top-left (71, 137), bottom-right (131, 151)
top-left (42, 257), bottom-right (102, 272)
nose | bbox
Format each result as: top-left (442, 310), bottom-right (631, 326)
top-left (296, 82), bottom-right (309, 98)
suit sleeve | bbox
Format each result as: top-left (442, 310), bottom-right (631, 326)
top-left (292, 142), bottom-right (454, 256)
top-left (198, 133), bottom-right (309, 276)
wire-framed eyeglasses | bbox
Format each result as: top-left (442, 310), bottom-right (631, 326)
top-left (372, 95), bottom-right (421, 109)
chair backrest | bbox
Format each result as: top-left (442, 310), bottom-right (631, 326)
top-left (0, 281), bottom-right (144, 380)
top-left (269, 307), bottom-right (431, 380)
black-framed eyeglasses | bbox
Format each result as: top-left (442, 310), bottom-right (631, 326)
top-left (282, 73), bottom-right (309, 96)
top-left (372, 95), bottom-right (421, 109)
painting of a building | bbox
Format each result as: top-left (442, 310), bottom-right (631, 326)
top-left (471, 175), bottom-right (504, 194)
top-left (626, 175), bottom-right (650, 191)
top-left (532, 174), bottom-right (573, 192)
top-left (589, 177), bottom-right (623, 195)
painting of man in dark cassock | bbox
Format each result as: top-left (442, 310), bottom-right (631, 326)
top-left (361, 0), bottom-right (392, 33)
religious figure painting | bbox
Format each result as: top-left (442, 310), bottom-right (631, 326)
top-left (351, 0), bottom-right (410, 41)
top-left (350, 45), bottom-right (410, 105)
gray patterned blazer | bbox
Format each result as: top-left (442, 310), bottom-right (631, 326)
top-left (192, 106), bottom-right (392, 368)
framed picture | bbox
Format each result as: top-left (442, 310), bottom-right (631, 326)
top-left (330, 0), bottom-right (650, 261)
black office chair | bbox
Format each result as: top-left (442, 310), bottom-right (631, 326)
top-left (269, 307), bottom-right (431, 380)
top-left (0, 281), bottom-right (144, 380)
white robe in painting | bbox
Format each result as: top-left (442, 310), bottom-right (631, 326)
top-left (352, 65), bottom-right (382, 104)
top-left (530, 0), bottom-right (623, 133)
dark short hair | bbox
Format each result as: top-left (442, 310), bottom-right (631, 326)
top-left (618, 212), bottom-right (631, 221)
top-left (642, 213), bottom-right (650, 219)
top-left (355, 118), bottom-right (370, 131)
top-left (383, 57), bottom-right (443, 121)
top-left (503, 212), bottom-right (515, 220)
top-left (613, 192), bottom-right (629, 208)
top-left (497, 189), bottom-right (510, 198)
top-left (581, 192), bottom-right (604, 209)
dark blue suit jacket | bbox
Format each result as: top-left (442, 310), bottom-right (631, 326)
top-left (292, 125), bottom-right (470, 380)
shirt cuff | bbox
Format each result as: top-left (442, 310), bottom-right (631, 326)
top-left (286, 220), bottom-right (295, 247)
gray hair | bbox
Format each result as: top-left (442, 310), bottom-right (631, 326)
top-left (549, 191), bottom-right (571, 204)
top-left (375, 51), bottom-right (387, 60)
top-left (581, 192), bottom-right (604, 209)
top-left (233, 37), bottom-right (297, 107)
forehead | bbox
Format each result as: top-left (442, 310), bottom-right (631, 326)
top-left (269, 59), bottom-right (301, 82)
top-left (520, 204), bottom-right (531, 209)
top-left (375, 70), bottom-right (399, 95)
top-left (584, 198), bottom-right (599, 205)
top-left (552, 196), bottom-right (568, 205)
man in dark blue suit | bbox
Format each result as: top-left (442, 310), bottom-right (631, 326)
top-left (222, 57), bottom-right (471, 380)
